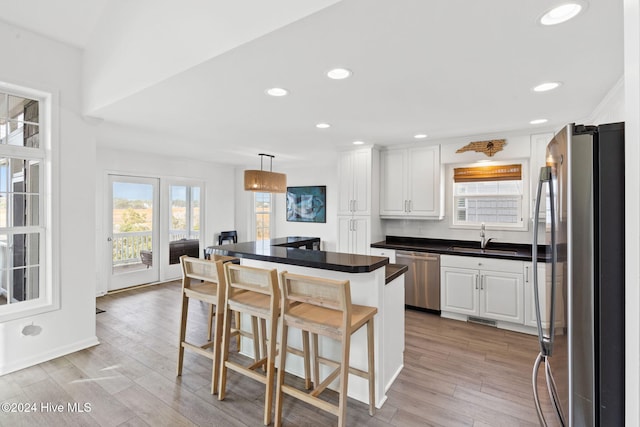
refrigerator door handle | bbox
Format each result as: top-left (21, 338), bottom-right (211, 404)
top-left (532, 167), bottom-right (550, 355)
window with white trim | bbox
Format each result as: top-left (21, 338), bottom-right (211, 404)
top-left (0, 84), bottom-right (51, 320)
top-left (453, 164), bottom-right (525, 228)
top-left (255, 192), bottom-right (272, 240)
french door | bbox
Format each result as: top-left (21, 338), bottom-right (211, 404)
top-left (108, 175), bottom-right (159, 290)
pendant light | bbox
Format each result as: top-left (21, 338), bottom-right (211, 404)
top-left (244, 153), bottom-right (287, 193)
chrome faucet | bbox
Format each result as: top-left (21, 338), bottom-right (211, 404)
top-left (480, 223), bottom-right (493, 249)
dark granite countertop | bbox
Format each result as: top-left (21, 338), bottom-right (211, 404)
top-left (385, 263), bottom-right (408, 285)
top-left (372, 236), bottom-right (548, 262)
top-left (206, 237), bottom-right (388, 273)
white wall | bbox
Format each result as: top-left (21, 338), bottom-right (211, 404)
top-left (624, 0), bottom-right (640, 423)
top-left (0, 21), bottom-right (98, 374)
top-left (273, 162), bottom-right (339, 251)
top-left (94, 145), bottom-right (236, 295)
top-left (588, 76), bottom-right (625, 125)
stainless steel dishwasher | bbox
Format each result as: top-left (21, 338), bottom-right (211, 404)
top-left (396, 251), bottom-right (440, 313)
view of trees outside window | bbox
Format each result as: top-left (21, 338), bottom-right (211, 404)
top-left (170, 185), bottom-right (200, 241)
top-left (255, 192), bottom-right (271, 240)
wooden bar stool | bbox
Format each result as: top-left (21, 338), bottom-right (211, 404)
top-left (218, 263), bottom-right (281, 426)
top-left (176, 255), bottom-right (246, 394)
top-left (274, 272), bottom-right (377, 427)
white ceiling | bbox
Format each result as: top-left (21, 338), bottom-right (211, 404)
top-left (0, 0), bottom-right (624, 167)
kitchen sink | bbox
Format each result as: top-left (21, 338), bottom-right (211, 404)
top-left (448, 246), bottom-right (518, 256)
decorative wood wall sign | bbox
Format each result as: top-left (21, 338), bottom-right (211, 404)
top-left (456, 139), bottom-right (506, 157)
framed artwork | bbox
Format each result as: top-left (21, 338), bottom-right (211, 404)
top-left (286, 186), bottom-right (326, 223)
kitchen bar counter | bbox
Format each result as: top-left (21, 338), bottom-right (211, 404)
top-left (206, 236), bottom-right (388, 273)
top-left (372, 236), bottom-right (547, 262)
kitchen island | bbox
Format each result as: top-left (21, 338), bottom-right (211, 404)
top-left (206, 237), bottom-right (406, 408)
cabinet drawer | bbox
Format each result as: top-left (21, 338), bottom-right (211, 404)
top-left (440, 255), bottom-right (523, 273)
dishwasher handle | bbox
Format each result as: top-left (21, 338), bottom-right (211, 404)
top-left (396, 252), bottom-right (439, 262)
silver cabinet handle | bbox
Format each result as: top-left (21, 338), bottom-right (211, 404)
top-left (480, 274), bottom-right (484, 290)
top-left (525, 266), bottom-right (529, 283)
top-left (408, 200), bottom-right (412, 212)
top-left (475, 274), bottom-right (479, 290)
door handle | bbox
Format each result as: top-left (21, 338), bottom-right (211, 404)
top-left (525, 266), bottom-right (529, 283)
top-left (480, 274), bottom-right (484, 290)
top-left (475, 274), bottom-right (479, 290)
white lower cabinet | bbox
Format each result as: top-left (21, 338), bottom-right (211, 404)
top-left (337, 216), bottom-right (370, 255)
top-left (524, 261), bottom-right (565, 329)
top-left (369, 247), bottom-right (396, 263)
top-left (441, 255), bottom-right (524, 325)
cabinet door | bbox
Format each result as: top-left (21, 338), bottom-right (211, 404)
top-left (337, 216), bottom-right (352, 253)
top-left (480, 270), bottom-right (523, 323)
top-left (370, 247), bottom-right (396, 263)
top-left (351, 149), bottom-right (371, 215)
top-left (407, 145), bottom-right (441, 218)
top-left (351, 216), bottom-right (371, 255)
top-left (530, 132), bottom-right (553, 220)
top-left (380, 149), bottom-right (407, 216)
top-left (524, 262), bottom-right (565, 329)
top-left (337, 152), bottom-right (354, 216)
top-left (441, 266), bottom-right (478, 315)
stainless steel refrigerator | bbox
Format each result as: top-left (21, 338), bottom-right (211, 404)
top-left (532, 123), bottom-right (625, 426)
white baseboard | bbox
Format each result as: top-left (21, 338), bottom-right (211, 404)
top-left (0, 336), bottom-right (100, 376)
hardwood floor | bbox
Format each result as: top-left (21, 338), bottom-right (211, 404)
top-left (0, 280), bottom-right (557, 426)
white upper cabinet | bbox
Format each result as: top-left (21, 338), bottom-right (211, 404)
top-left (338, 148), bottom-right (372, 216)
top-left (530, 133), bottom-right (553, 220)
top-left (380, 145), bottom-right (443, 219)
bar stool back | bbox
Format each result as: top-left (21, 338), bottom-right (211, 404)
top-left (218, 263), bottom-right (280, 425)
top-left (274, 272), bottom-right (377, 427)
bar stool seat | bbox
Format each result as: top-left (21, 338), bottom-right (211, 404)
top-left (275, 272), bottom-right (377, 427)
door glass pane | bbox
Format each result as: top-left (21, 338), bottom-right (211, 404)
top-left (169, 185), bottom-right (200, 265)
top-left (190, 187), bottom-right (200, 239)
top-left (170, 185), bottom-right (187, 241)
top-left (112, 182), bottom-right (154, 273)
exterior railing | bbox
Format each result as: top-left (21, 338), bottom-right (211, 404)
top-left (112, 231), bottom-right (152, 265)
top-left (112, 231), bottom-right (200, 265)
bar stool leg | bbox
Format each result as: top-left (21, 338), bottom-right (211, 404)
top-left (311, 333), bottom-right (319, 390)
top-left (206, 304), bottom-right (214, 341)
top-left (264, 311), bottom-right (279, 425)
top-left (337, 332), bottom-right (351, 427)
top-left (274, 322), bottom-right (288, 427)
top-left (234, 311), bottom-right (241, 351)
top-left (302, 331), bottom-right (311, 390)
top-left (218, 304), bottom-right (232, 400)
top-left (211, 302), bottom-right (225, 395)
top-left (176, 294), bottom-right (189, 376)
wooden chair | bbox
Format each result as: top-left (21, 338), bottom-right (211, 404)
top-left (274, 272), bottom-right (377, 427)
top-left (176, 255), bottom-right (244, 394)
top-left (218, 230), bottom-right (238, 245)
top-left (218, 263), bottom-right (281, 425)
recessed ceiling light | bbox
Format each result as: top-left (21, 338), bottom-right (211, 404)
top-left (327, 68), bottom-right (352, 80)
top-left (265, 87), bottom-right (288, 97)
top-left (316, 123), bottom-right (331, 129)
top-left (414, 134), bottom-right (428, 139)
top-left (352, 140), bottom-right (365, 145)
top-left (533, 82), bottom-right (562, 92)
top-left (539, 2), bottom-right (584, 26)
top-left (530, 119), bottom-right (548, 125)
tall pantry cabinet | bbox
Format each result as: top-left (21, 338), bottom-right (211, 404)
top-left (336, 147), bottom-right (382, 254)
